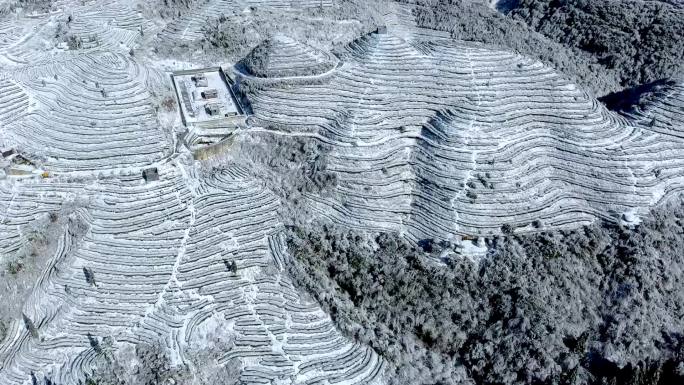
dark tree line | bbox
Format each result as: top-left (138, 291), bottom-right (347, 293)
top-left (285, 198), bottom-right (684, 384)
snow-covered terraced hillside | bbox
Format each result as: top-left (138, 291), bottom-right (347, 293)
top-left (0, 17), bottom-right (49, 66)
top-left (0, 172), bottom-right (192, 384)
top-left (0, 78), bottom-right (28, 127)
top-left (1, 3), bottom-right (387, 383)
top-left (4, 52), bottom-right (170, 172)
top-left (63, 2), bottom-right (147, 51)
top-left (624, 81), bottom-right (684, 138)
top-left (0, 166), bottom-right (385, 385)
top-left (1, 1), bottom-right (683, 384)
top-left (0, 20), bottom-right (33, 58)
top-left (248, 31), bottom-right (684, 239)
top-left (0, 1), bottom-right (145, 66)
top-left (0, 180), bottom-right (87, 261)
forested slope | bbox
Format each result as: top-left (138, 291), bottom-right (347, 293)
top-left (286, 198), bottom-right (684, 385)
top-left (506, 0), bottom-right (684, 94)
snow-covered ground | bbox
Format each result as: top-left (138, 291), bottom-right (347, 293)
top-left (0, 0), bottom-right (684, 384)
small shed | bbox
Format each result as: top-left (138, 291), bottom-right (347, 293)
top-left (376, 26), bottom-right (387, 34)
top-left (192, 74), bottom-right (208, 87)
top-left (201, 88), bottom-right (218, 99)
top-left (205, 103), bottom-right (222, 116)
top-left (142, 167), bottom-right (159, 182)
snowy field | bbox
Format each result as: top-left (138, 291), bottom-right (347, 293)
top-left (0, 0), bottom-right (682, 384)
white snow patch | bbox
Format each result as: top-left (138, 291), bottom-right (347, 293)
top-left (620, 209), bottom-right (642, 226)
top-left (459, 239), bottom-right (488, 263)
